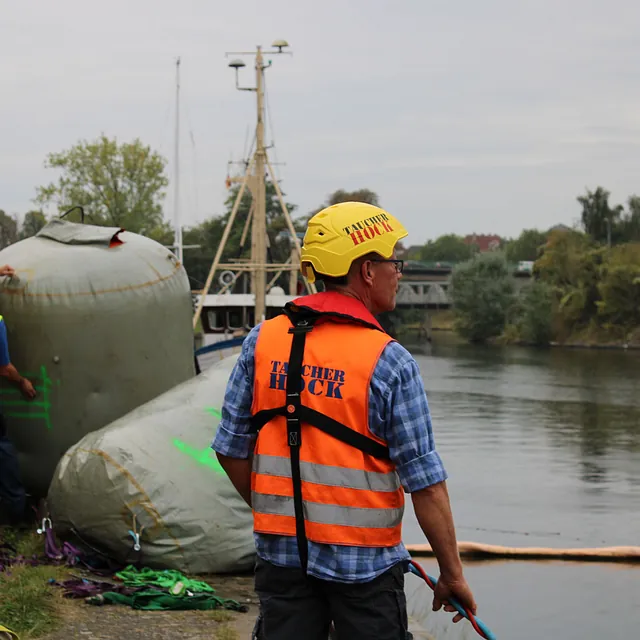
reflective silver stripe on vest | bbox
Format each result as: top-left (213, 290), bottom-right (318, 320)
top-left (253, 453), bottom-right (401, 493)
top-left (252, 493), bottom-right (404, 529)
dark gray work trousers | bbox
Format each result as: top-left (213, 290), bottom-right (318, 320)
top-left (0, 414), bottom-right (26, 524)
top-left (253, 557), bottom-right (413, 640)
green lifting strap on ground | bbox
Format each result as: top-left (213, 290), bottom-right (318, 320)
top-left (86, 589), bottom-right (247, 612)
top-left (114, 565), bottom-right (217, 593)
top-left (84, 566), bottom-right (247, 612)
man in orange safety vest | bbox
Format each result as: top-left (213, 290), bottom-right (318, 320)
top-left (213, 202), bottom-right (477, 639)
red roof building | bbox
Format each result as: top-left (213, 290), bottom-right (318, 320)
top-left (463, 233), bottom-right (502, 252)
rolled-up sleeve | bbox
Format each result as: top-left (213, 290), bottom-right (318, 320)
top-left (369, 342), bottom-right (447, 493)
top-left (211, 325), bottom-right (260, 459)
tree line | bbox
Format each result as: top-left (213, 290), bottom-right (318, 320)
top-left (450, 187), bottom-right (640, 346)
top-left (0, 210), bottom-right (48, 248)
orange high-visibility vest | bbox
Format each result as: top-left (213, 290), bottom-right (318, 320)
top-left (250, 292), bottom-right (405, 549)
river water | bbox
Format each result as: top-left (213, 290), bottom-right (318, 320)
top-left (403, 334), bottom-right (640, 639)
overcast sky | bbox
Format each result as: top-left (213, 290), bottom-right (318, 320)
top-left (2, 0), bottom-right (640, 244)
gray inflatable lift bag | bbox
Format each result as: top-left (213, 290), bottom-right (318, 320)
top-left (0, 219), bottom-right (195, 497)
top-left (48, 353), bottom-right (255, 575)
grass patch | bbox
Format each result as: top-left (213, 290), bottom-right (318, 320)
top-left (1, 528), bottom-right (249, 639)
top-left (215, 624), bottom-right (240, 640)
top-left (0, 564), bottom-right (68, 638)
top-left (208, 611), bottom-right (235, 623)
top-left (0, 527), bottom-right (71, 639)
top-left (2, 529), bottom-right (44, 559)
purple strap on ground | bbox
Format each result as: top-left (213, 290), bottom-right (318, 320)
top-left (44, 527), bottom-right (81, 565)
top-left (52, 578), bottom-right (139, 599)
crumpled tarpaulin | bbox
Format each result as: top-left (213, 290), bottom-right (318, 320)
top-left (53, 566), bottom-right (247, 613)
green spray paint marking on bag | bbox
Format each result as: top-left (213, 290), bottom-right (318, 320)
top-left (172, 439), bottom-right (226, 475)
top-left (0, 365), bottom-right (55, 429)
top-left (172, 406), bottom-right (226, 475)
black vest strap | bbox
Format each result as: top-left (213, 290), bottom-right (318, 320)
top-left (250, 405), bottom-right (390, 460)
top-left (284, 319), bottom-right (314, 572)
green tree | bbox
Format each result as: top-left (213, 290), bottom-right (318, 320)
top-left (181, 217), bottom-right (227, 289)
top-left (534, 229), bottom-right (604, 334)
top-left (451, 252), bottom-right (514, 343)
top-left (0, 210), bottom-right (18, 249)
top-left (19, 210), bottom-right (47, 239)
top-left (182, 180), bottom-right (299, 291)
top-left (517, 280), bottom-right (554, 345)
top-left (505, 229), bottom-right (548, 263)
top-left (304, 189), bottom-right (381, 223)
top-left (534, 230), bottom-right (594, 288)
top-left (577, 187), bottom-right (623, 245)
top-left (35, 135), bottom-right (169, 234)
top-left (596, 243), bottom-right (640, 328)
top-left (618, 196), bottom-right (640, 243)
top-left (420, 234), bottom-right (475, 263)
top-left (326, 188), bottom-right (379, 207)
top-left (145, 221), bottom-right (174, 247)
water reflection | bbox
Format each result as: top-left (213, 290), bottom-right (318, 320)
top-left (399, 335), bottom-right (640, 639)
top-left (542, 399), bottom-right (640, 485)
top-left (405, 559), bottom-right (640, 640)
top-left (409, 335), bottom-right (640, 484)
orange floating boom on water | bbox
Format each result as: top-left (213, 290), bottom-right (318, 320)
top-left (406, 541), bottom-right (640, 562)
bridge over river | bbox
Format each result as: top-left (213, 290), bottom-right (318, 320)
top-left (396, 260), bottom-right (532, 309)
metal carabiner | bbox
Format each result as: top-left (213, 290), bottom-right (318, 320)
top-left (128, 530), bottom-right (141, 552)
top-left (37, 517), bottom-right (52, 535)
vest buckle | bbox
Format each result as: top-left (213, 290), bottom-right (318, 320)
top-left (288, 320), bottom-right (314, 335)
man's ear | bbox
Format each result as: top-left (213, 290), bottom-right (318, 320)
top-left (360, 259), bottom-right (374, 285)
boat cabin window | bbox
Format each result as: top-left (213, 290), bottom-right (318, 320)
top-left (207, 310), bottom-right (225, 331)
top-left (227, 308), bottom-right (244, 331)
top-left (265, 307), bottom-right (286, 320)
top-left (245, 308), bottom-right (255, 329)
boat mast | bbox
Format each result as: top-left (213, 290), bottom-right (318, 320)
top-left (191, 40), bottom-right (316, 331)
top-left (173, 57), bottom-right (183, 265)
top-left (251, 46), bottom-right (267, 322)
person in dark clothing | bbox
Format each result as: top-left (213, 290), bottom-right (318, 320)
top-left (0, 264), bottom-right (36, 525)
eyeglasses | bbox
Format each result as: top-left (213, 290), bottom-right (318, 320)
top-left (370, 259), bottom-right (404, 274)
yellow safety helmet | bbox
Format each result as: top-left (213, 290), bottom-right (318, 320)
top-left (300, 202), bottom-right (408, 283)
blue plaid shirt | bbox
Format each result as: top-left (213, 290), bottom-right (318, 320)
top-left (211, 322), bottom-right (447, 583)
